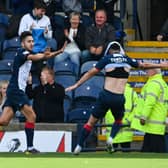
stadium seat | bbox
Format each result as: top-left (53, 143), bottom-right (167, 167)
top-left (81, 0), bottom-right (95, 15)
top-left (0, 24), bottom-right (7, 43)
top-left (74, 76), bottom-right (104, 99)
top-left (55, 73), bottom-right (76, 99)
top-left (0, 73), bottom-right (12, 81)
top-left (66, 107), bottom-right (92, 123)
top-left (46, 38), bottom-right (58, 68)
top-left (0, 59), bottom-right (13, 80)
top-left (80, 60), bottom-right (105, 76)
top-left (51, 14), bottom-right (65, 30)
top-left (54, 58), bottom-right (77, 75)
top-left (2, 36), bottom-right (21, 60)
top-left (0, 13), bottom-right (9, 45)
top-left (64, 95), bottom-right (72, 122)
top-left (80, 60), bottom-right (97, 73)
top-left (0, 41), bottom-right (3, 58)
top-left (81, 14), bottom-right (94, 28)
top-left (0, 59), bottom-right (13, 71)
top-left (72, 75), bottom-right (104, 109)
top-left (0, 13), bottom-right (9, 26)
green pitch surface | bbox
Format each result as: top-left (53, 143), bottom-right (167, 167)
top-left (0, 152), bottom-right (168, 168)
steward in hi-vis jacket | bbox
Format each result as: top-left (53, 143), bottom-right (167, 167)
top-left (131, 68), bottom-right (168, 153)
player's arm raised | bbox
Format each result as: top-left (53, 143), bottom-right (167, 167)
top-left (27, 41), bottom-right (67, 61)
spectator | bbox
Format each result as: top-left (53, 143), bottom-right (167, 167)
top-left (0, 80), bottom-right (9, 115)
top-left (62, 0), bottom-right (82, 16)
top-left (54, 12), bottom-right (86, 75)
top-left (96, 0), bottom-right (119, 27)
top-left (18, 0), bottom-right (54, 81)
top-left (82, 9), bottom-right (116, 63)
top-left (26, 66), bottom-right (65, 123)
top-left (105, 83), bottom-right (138, 152)
top-left (131, 68), bottom-right (168, 153)
top-left (43, 0), bottom-right (57, 17)
top-left (156, 18), bottom-right (168, 41)
top-left (0, 31), bottom-right (64, 154)
top-left (96, 1), bottom-right (125, 44)
top-left (6, 14), bottom-right (23, 39)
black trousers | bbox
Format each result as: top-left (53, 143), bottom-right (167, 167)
top-left (141, 133), bottom-right (166, 153)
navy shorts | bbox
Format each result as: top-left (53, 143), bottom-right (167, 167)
top-left (3, 89), bottom-right (30, 113)
top-left (92, 89), bottom-right (125, 120)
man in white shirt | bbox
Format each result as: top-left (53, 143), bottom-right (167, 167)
top-left (18, 1), bottom-right (54, 83)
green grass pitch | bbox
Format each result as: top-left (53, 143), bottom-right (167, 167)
top-left (0, 152), bottom-right (168, 168)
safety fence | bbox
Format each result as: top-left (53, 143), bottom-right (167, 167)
top-left (0, 122), bottom-right (167, 153)
top-left (0, 123), bottom-right (144, 153)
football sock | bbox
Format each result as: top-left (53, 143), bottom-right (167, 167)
top-left (78, 124), bottom-right (92, 147)
top-left (25, 122), bottom-right (35, 148)
top-left (110, 120), bottom-right (122, 138)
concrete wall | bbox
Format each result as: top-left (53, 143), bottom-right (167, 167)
top-left (124, 0), bottom-right (151, 40)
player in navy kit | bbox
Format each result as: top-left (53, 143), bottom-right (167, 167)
top-left (66, 41), bottom-right (168, 154)
top-left (0, 31), bottom-right (64, 154)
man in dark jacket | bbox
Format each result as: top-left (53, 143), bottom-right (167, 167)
top-left (26, 66), bottom-right (65, 123)
top-left (82, 9), bottom-right (116, 63)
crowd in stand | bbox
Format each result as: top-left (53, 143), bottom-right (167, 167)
top-left (1, 0), bottom-right (168, 154)
top-left (0, 0), bottom-right (122, 123)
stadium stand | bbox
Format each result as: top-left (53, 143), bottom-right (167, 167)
top-left (51, 14), bottom-right (65, 30)
top-left (0, 24), bottom-right (7, 46)
top-left (63, 95), bottom-right (72, 122)
top-left (46, 38), bottom-right (58, 68)
top-left (51, 14), bottom-right (65, 49)
top-left (54, 58), bottom-right (78, 75)
top-left (80, 60), bottom-right (105, 76)
top-left (0, 13), bottom-right (9, 58)
top-left (66, 107), bottom-right (91, 123)
top-left (0, 13), bottom-right (9, 26)
top-left (0, 59), bottom-right (13, 80)
top-left (81, 0), bottom-right (95, 16)
top-left (2, 36), bottom-right (21, 60)
top-left (74, 76), bottom-right (104, 101)
top-left (55, 73), bottom-right (76, 99)
top-left (66, 74), bottom-right (104, 124)
top-left (80, 61), bottom-right (97, 74)
top-left (81, 14), bottom-right (94, 28)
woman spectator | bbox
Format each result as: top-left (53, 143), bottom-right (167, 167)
top-left (54, 12), bottom-right (86, 75)
top-left (0, 80), bottom-right (9, 115)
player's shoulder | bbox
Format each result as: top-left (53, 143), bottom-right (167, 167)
top-left (19, 48), bottom-right (32, 55)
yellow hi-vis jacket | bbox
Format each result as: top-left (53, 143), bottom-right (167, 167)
top-left (131, 74), bottom-right (168, 135)
top-left (105, 83), bottom-right (138, 143)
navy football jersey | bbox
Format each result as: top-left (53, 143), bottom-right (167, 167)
top-left (95, 53), bottom-right (139, 70)
top-left (7, 48), bottom-right (32, 92)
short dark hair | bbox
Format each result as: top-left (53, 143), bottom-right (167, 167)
top-left (34, 0), bottom-right (46, 9)
top-left (20, 31), bottom-right (32, 42)
top-left (110, 43), bottom-right (120, 51)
